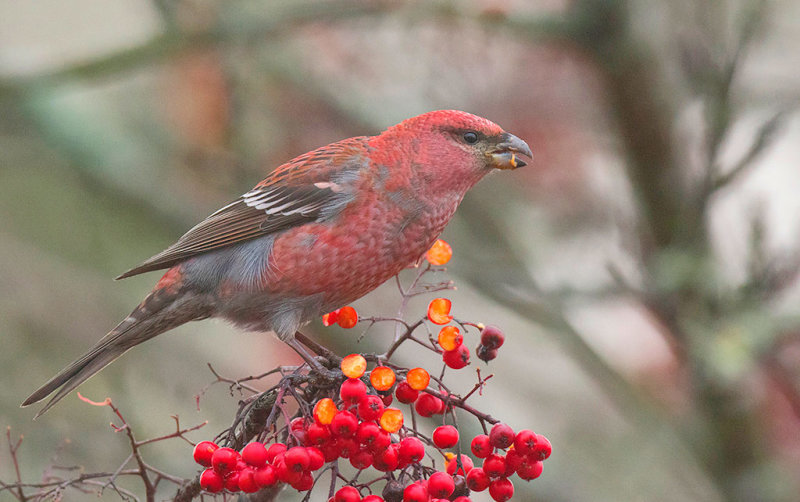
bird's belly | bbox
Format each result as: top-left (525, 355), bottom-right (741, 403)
top-left (265, 202), bottom-right (453, 312)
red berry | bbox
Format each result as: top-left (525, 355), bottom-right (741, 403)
top-left (306, 446), bottom-right (325, 470)
top-left (335, 437), bottom-right (359, 458)
top-left (433, 425), bottom-right (459, 449)
top-left (362, 496), bottom-right (384, 502)
top-left (489, 423), bottom-right (515, 450)
top-left (415, 393), bottom-right (444, 417)
top-left (403, 482), bottom-right (428, 502)
top-left (367, 428), bottom-right (392, 453)
top-left (211, 447), bottom-right (240, 474)
top-left (322, 309), bottom-right (339, 326)
top-left (513, 429), bottom-right (537, 455)
top-left (488, 477), bottom-right (514, 502)
top-left (483, 454), bottom-right (506, 479)
top-left (337, 306), bottom-right (359, 328)
top-left (357, 394), bottom-right (385, 422)
top-left (272, 455), bottom-right (289, 481)
top-left (452, 498), bottom-right (473, 502)
top-left (517, 459), bottom-right (544, 480)
top-left (290, 416), bottom-right (310, 431)
top-left (340, 378), bottom-right (368, 405)
top-left (373, 444), bottom-right (399, 472)
top-left (199, 468), bottom-right (224, 493)
top-left (335, 485), bottom-right (362, 502)
top-left (223, 470), bottom-right (240, 492)
top-left (284, 446), bottom-right (310, 472)
top-left (254, 465), bottom-right (277, 487)
top-left (356, 421), bottom-right (381, 446)
top-left (350, 448), bottom-right (374, 469)
top-left (321, 442), bottom-right (340, 462)
top-left (480, 325), bottom-right (505, 349)
top-left (306, 423), bottom-right (332, 446)
top-left (398, 436), bottom-right (426, 465)
top-left (427, 471), bottom-right (455, 498)
top-left (238, 467), bottom-right (259, 493)
top-left (466, 467), bottom-right (490, 491)
top-left (192, 441), bottom-right (218, 467)
top-left (443, 344), bottom-right (470, 369)
top-left (470, 434), bottom-right (492, 458)
top-left (504, 448), bottom-right (524, 476)
top-left (395, 381), bottom-right (420, 404)
top-left (290, 470), bottom-right (314, 491)
top-left (331, 410), bottom-right (359, 438)
top-left (476, 344), bottom-right (498, 363)
top-left (266, 442), bottom-right (287, 463)
top-left (446, 454), bottom-right (473, 476)
top-left (241, 442), bottom-right (268, 468)
top-left (534, 434), bottom-right (552, 460)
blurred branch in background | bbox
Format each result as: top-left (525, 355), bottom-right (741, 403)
top-left (1, 0), bottom-right (799, 501)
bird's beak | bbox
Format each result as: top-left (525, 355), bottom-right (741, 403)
top-left (487, 132), bottom-right (533, 170)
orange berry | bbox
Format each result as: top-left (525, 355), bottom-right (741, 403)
top-left (427, 298), bottom-right (453, 325)
top-left (370, 366), bottom-right (396, 391)
top-left (341, 354), bottom-right (367, 379)
top-left (321, 310), bottom-right (339, 326)
top-left (337, 306), bottom-right (358, 328)
top-left (426, 239), bottom-right (453, 266)
top-left (437, 326), bottom-right (463, 351)
top-left (313, 398), bottom-right (337, 425)
top-left (406, 367), bottom-right (430, 390)
top-left (379, 408), bottom-right (404, 433)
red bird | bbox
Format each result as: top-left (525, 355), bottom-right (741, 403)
top-left (22, 110), bottom-right (531, 418)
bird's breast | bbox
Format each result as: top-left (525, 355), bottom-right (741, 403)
top-left (263, 187), bottom-right (458, 311)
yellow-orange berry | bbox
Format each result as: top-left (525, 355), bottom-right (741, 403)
top-left (379, 408), bottom-right (404, 433)
top-left (337, 306), bottom-right (358, 328)
top-left (370, 366), bottom-right (396, 391)
top-left (406, 367), bottom-right (430, 391)
top-left (341, 354), bottom-right (367, 379)
top-left (437, 326), bottom-right (463, 351)
top-left (426, 239), bottom-right (453, 266)
top-left (427, 298), bottom-right (453, 325)
top-left (313, 398), bottom-right (337, 425)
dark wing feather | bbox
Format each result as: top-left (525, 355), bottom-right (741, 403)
top-left (116, 137), bottom-right (368, 280)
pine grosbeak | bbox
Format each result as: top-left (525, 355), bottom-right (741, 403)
top-left (23, 110), bottom-right (531, 417)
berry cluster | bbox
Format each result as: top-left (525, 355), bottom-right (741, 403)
top-left (193, 355), bottom-right (550, 500)
top-left (191, 240), bottom-right (550, 500)
top-left (464, 423), bottom-right (551, 501)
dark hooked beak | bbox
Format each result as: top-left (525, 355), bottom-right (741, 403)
top-left (488, 132), bottom-right (533, 170)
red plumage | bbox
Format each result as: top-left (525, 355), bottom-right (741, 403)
top-left (22, 110), bottom-right (531, 418)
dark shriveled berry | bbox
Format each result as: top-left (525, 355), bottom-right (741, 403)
top-left (476, 344), bottom-right (498, 363)
top-left (480, 325), bottom-right (505, 349)
top-left (382, 479), bottom-right (405, 502)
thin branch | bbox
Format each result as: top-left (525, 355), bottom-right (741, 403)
top-left (710, 110), bottom-right (790, 192)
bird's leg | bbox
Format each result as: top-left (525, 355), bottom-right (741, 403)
top-left (287, 333), bottom-right (341, 381)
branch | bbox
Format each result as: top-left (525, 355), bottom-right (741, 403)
top-left (710, 110), bottom-right (790, 192)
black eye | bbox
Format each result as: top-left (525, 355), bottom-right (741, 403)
top-left (463, 131), bottom-right (479, 144)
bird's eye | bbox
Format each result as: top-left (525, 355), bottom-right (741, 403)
top-left (463, 131), bottom-right (479, 144)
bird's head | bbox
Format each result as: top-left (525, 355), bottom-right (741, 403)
top-left (376, 110), bottom-right (532, 173)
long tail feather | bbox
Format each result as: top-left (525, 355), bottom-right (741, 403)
top-left (22, 288), bottom-right (204, 419)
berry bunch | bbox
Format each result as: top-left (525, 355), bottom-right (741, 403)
top-left (190, 240), bottom-right (550, 501)
top-left (464, 424), bottom-right (551, 501)
top-left (193, 356), bottom-right (550, 500)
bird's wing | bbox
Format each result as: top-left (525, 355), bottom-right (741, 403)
top-left (117, 136), bottom-right (369, 279)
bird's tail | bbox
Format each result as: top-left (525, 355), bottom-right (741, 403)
top-left (22, 286), bottom-right (206, 419)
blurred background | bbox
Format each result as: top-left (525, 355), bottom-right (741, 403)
top-left (2, 0), bottom-right (800, 500)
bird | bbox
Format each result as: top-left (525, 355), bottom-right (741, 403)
top-left (22, 110), bottom-right (531, 418)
